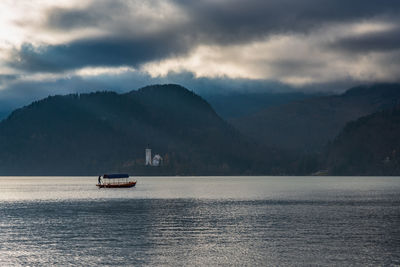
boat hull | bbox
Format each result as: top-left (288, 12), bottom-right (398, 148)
top-left (96, 181), bottom-right (136, 188)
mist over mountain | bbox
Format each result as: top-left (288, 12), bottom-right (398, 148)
top-left (203, 92), bottom-right (316, 119)
top-left (231, 83), bottom-right (400, 153)
top-left (0, 74), bottom-right (316, 122)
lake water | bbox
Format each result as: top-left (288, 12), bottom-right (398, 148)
top-left (0, 176), bottom-right (399, 266)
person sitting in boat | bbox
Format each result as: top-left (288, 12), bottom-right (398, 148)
top-left (98, 175), bottom-right (102, 184)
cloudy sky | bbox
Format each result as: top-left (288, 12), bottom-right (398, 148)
top-left (0, 0), bottom-right (399, 110)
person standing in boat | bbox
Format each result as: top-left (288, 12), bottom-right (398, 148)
top-left (98, 175), bottom-right (102, 185)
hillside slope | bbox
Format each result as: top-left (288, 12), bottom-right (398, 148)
top-left (0, 84), bottom-right (274, 175)
top-left (325, 106), bottom-right (400, 175)
top-left (231, 83), bottom-right (400, 152)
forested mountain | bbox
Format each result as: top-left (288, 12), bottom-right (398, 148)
top-left (324, 106), bottom-right (400, 175)
top-left (0, 84), bottom-right (281, 175)
top-left (231, 84), bottom-right (400, 153)
top-left (1, 83), bottom-right (400, 176)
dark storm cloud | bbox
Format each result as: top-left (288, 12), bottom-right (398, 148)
top-left (10, 34), bottom-right (191, 72)
top-left (47, 8), bottom-right (103, 29)
top-left (47, 0), bottom-right (400, 42)
top-left (8, 0), bottom-right (400, 74)
top-left (174, 0), bottom-right (400, 44)
top-left (328, 27), bottom-right (400, 53)
top-left (45, 1), bottom-right (127, 30)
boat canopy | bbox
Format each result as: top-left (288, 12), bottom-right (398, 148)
top-left (103, 174), bottom-right (129, 179)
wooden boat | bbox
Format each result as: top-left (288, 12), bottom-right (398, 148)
top-left (96, 173), bottom-right (137, 188)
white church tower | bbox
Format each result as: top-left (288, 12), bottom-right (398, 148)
top-left (145, 148), bottom-right (152, 166)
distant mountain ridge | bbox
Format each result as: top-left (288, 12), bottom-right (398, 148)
top-left (0, 84), bottom-right (277, 175)
top-left (0, 89), bottom-right (320, 121)
top-left (231, 83), bottom-right (400, 152)
top-left (1, 82), bottom-right (400, 176)
top-left (203, 91), bottom-right (316, 119)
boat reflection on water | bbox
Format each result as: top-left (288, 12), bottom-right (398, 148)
top-left (96, 174), bottom-right (137, 188)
